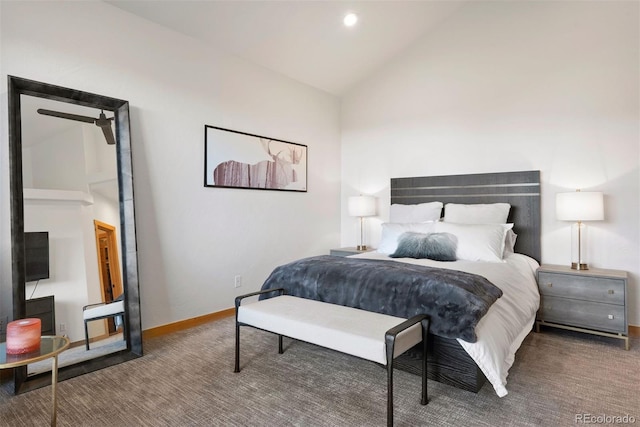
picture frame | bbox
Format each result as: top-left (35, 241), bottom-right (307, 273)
top-left (204, 125), bottom-right (307, 192)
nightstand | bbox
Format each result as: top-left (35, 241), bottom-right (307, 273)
top-left (535, 264), bottom-right (629, 350)
top-left (329, 247), bottom-right (374, 257)
top-left (26, 295), bottom-right (56, 335)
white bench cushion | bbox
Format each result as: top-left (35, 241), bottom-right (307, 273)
top-left (238, 295), bottom-right (422, 365)
top-left (83, 300), bottom-right (125, 320)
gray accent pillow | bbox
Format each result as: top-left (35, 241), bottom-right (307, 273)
top-left (390, 232), bottom-right (458, 261)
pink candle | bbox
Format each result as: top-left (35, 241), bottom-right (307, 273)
top-left (6, 318), bottom-right (41, 354)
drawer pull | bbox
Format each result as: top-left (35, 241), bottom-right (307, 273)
top-left (608, 290), bottom-right (614, 295)
top-left (608, 315), bottom-right (614, 320)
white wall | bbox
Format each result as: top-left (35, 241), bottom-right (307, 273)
top-left (0, 1), bottom-right (341, 330)
top-left (341, 1), bottom-right (640, 325)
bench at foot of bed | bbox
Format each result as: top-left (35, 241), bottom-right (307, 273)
top-left (234, 288), bottom-right (430, 427)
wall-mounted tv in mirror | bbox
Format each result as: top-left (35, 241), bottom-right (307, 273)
top-left (25, 231), bottom-right (49, 282)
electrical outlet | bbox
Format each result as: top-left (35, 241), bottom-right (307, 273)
top-left (59, 323), bottom-right (66, 332)
top-left (234, 275), bottom-right (242, 288)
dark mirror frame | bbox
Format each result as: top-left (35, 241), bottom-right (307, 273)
top-left (7, 76), bottom-right (143, 394)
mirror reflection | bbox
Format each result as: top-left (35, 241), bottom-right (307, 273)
top-left (20, 95), bottom-right (126, 375)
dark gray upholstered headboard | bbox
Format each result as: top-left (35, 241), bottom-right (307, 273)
top-left (390, 170), bottom-right (541, 263)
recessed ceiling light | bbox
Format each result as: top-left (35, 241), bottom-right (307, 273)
top-left (343, 13), bottom-right (358, 27)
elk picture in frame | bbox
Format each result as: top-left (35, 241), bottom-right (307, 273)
top-left (204, 125), bottom-right (307, 192)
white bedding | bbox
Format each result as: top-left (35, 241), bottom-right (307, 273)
top-left (351, 251), bottom-right (540, 397)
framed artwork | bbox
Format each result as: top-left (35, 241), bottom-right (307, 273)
top-left (204, 125), bottom-right (307, 192)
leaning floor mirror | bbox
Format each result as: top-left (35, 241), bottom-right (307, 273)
top-left (7, 76), bottom-right (142, 393)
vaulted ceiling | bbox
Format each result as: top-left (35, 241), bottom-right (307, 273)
top-left (107, 1), bottom-right (465, 96)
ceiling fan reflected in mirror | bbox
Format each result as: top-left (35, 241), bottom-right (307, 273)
top-left (36, 108), bottom-right (116, 145)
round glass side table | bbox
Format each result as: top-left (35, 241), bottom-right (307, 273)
top-left (1, 336), bottom-right (70, 426)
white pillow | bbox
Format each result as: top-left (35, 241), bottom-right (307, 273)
top-left (434, 222), bottom-right (513, 262)
top-left (390, 202), bottom-right (443, 223)
top-left (378, 222), bottom-right (437, 254)
top-left (443, 203), bottom-right (511, 224)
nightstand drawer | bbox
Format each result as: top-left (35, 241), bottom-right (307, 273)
top-left (538, 296), bottom-right (626, 333)
top-left (26, 298), bottom-right (53, 315)
top-left (537, 272), bottom-right (624, 305)
top-left (330, 247), bottom-right (374, 257)
top-left (330, 249), bottom-right (359, 257)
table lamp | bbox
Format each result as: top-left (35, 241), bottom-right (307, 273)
top-left (556, 190), bottom-right (604, 270)
top-left (348, 195), bottom-right (376, 250)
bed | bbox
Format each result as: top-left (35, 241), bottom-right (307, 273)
top-left (261, 170), bottom-right (541, 396)
top-left (387, 170), bottom-right (540, 396)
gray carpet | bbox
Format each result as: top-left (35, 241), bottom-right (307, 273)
top-left (1, 316), bottom-right (638, 426)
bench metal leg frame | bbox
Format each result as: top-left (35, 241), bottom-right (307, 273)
top-left (385, 315), bottom-right (430, 427)
top-left (84, 312), bottom-right (126, 351)
top-left (234, 288), bottom-right (429, 427)
top-left (234, 288), bottom-right (285, 373)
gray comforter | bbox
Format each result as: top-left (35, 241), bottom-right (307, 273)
top-left (259, 255), bottom-right (502, 343)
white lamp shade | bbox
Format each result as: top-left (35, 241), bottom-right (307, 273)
top-left (556, 191), bottom-right (604, 221)
top-left (348, 195), bottom-right (376, 217)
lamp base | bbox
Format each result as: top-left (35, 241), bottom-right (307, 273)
top-left (356, 245), bottom-right (368, 251)
top-left (571, 262), bottom-right (589, 271)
